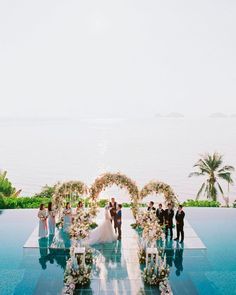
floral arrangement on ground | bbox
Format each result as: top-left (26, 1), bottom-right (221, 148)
top-left (143, 264), bottom-right (170, 286)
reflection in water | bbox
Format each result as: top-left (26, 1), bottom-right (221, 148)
top-left (165, 240), bottom-right (174, 267)
top-left (38, 236), bottom-right (69, 270)
top-left (165, 240), bottom-right (184, 277)
top-left (95, 240), bottom-right (130, 293)
top-left (174, 243), bottom-right (184, 276)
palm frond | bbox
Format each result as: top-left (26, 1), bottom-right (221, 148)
top-left (218, 165), bottom-right (235, 173)
top-left (218, 172), bottom-right (234, 185)
top-left (217, 182), bottom-right (224, 196)
top-left (196, 182), bottom-right (206, 200)
top-left (189, 172), bottom-right (204, 178)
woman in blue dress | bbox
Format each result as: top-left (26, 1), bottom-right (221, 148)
top-left (48, 202), bottom-right (56, 235)
top-left (63, 202), bottom-right (72, 232)
top-left (38, 204), bottom-right (48, 238)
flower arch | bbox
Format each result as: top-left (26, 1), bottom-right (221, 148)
top-left (89, 172), bottom-right (140, 217)
top-left (140, 180), bottom-right (178, 206)
top-left (52, 180), bottom-right (88, 215)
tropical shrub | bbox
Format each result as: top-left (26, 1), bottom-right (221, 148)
top-left (182, 199), bottom-right (220, 207)
top-left (33, 184), bottom-right (56, 198)
top-left (0, 197), bottom-right (50, 209)
top-left (0, 171), bottom-right (19, 197)
top-left (233, 200), bottom-right (236, 208)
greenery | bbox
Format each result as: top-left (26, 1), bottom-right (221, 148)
top-left (182, 199), bottom-right (221, 207)
top-left (33, 184), bottom-right (56, 198)
top-left (89, 222), bottom-right (98, 229)
top-left (0, 197), bottom-right (50, 209)
top-left (1, 196), bottom-right (235, 209)
top-left (0, 197), bottom-right (108, 209)
top-left (189, 152), bottom-right (234, 206)
top-left (0, 171), bottom-right (19, 198)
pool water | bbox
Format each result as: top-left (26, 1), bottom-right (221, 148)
top-left (0, 208), bottom-right (235, 295)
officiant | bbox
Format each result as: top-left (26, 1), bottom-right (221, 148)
top-left (109, 197), bottom-right (117, 230)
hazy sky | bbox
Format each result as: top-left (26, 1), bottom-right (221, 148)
top-left (0, 0), bottom-right (236, 118)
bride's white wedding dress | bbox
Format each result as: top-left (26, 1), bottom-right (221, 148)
top-left (88, 208), bottom-right (117, 245)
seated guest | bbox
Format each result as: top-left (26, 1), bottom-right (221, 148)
top-left (48, 202), bottom-right (56, 235)
top-left (76, 201), bottom-right (84, 214)
top-left (156, 203), bottom-right (165, 225)
top-left (38, 204), bottom-right (48, 238)
top-left (174, 205), bottom-right (185, 243)
top-left (147, 201), bottom-right (156, 212)
top-left (165, 203), bottom-right (174, 240)
top-left (63, 202), bottom-right (72, 232)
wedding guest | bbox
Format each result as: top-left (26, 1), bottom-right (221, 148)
top-left (116, 204), bottom-right (122, 240)
top-left (109, 197), bottom-right (117, 227)
top-left (156, 203), bottom-right (165, 225)
top-left (165, 203), bottom-right (174, 240)
top-left (38, 204), bottom-right (48, 238)
top-left (63, 202), bottom-right (72, 232)
top-left (48, 202), bottom-right (56, 235)
top-left (147, 201), bottom-right (156, 212)
top-left (174, 205), bottom-right (185, 243)
top-left (76, 201), bottom-right (84, 214)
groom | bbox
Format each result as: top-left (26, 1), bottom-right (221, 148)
top-left (116, 204), bottom-right (122, 240)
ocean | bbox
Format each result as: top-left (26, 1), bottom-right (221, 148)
top-left (1, 117), bottom-right (235, 204)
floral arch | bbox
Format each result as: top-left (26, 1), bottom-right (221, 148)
top-left (52, 180), bottom-right (88, 215)
top-left (140, 180), bottom-right (178, 206)
top-left (89, 172), bottom-right (140, 217)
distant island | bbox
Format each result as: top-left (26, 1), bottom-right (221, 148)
top-left (165, 112), bottom-right (184, 118)
top-left (209, 113), bottom-right (228, 118)
top-left (154, 112), bottom-right (184, 118)
top-left (154, 113), bottom-right (162, 118)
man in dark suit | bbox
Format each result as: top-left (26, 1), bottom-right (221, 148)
top-left (165, 203), bottom-right (174, 240)
top-left (174, 205), bottom-right (185, 243)
top-left (109, 197), bottom-right (117, 232)
top-left (147, 201), bottom-right (156, 212)
top-left (116, 204), bottom-right (122, 240)
top-left (156, 203), bottom-right (165, 225)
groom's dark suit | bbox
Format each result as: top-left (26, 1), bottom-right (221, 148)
top-left (116, 209), bottom-right (122, 240)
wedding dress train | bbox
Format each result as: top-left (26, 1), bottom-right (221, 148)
top-left (88, 207), bottom-right (117, 245)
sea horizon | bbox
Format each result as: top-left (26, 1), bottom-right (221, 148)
top-left (1, 117), bottom-right (236, 204)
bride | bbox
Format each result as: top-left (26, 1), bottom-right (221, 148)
top-left (88, 205), bottom-right (117, 245)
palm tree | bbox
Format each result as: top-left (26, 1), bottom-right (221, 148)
top-left (0, 170), bottom-right (21, 198)
top-left (189, 152), bottom-right (235, 205)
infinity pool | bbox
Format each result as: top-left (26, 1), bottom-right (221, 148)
top-left (0, 208), bottom-right (235, 295)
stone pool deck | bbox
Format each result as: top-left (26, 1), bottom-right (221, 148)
top-left (24, 219), bottom-right (206, 251)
